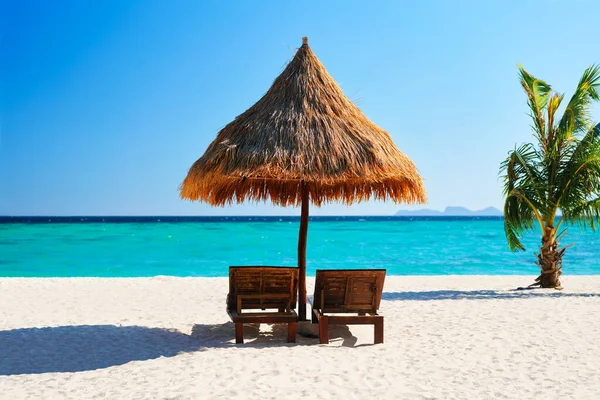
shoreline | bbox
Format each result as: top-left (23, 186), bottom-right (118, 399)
top-left (2, 276), bottom-right (599, 398)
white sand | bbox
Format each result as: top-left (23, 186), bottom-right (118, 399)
top-left (1, 276), bottom-right (600, 399)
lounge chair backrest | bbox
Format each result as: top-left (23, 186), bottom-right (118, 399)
top-left (313, 269), bottom-right (386, 314)
top-left (228, 266), bottom-right (299, 312)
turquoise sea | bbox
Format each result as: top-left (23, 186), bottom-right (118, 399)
top-left (1, 216), bottom-right (599, 277)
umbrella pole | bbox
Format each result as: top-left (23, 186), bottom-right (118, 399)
top-left (298, 181), bottom-right (309, 321)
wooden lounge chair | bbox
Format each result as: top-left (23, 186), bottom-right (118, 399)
top-left (226, 266), bottom-right (299, 344)
top-left (309, 269), bottom-right (385, 344)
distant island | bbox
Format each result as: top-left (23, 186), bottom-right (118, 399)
top-left (395, 206), bottom-right (503, 216)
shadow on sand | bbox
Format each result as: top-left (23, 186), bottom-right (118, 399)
top-left (192, 322), bottom-right (300, 348)
top-left (1, 320), bottom-right (367, 376)
top-left (190, 321), bottom-right (363, 348)
top-left (1, 319), bottom-right (372, 376)
top-left (0, 325), bottom-right (203, 375)
top-left (382, 289), bottom-right (600, 301)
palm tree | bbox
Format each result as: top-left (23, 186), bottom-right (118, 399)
top-left (501, 64), bottom-right (600, 289)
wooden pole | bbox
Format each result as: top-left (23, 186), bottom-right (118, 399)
top-left (298, 181), bottom-right (309, 321)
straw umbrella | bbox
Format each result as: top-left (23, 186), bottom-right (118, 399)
top-left (180, 37), bottom-right (426, 320)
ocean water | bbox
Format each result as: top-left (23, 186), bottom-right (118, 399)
top-left (1, 216), bottom-right (599, 277)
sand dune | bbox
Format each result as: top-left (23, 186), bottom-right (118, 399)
top-left (1, 276), bottom-right (600, 399)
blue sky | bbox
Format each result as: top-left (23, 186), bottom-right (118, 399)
top-left (1, 0), bottom-right (599, 216)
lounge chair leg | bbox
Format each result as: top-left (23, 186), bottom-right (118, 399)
top-left (311, 310), bottom-right (318, 324)
top-left (319, 316), bottom-right (329, 344)
top-left (287, 322), bottom-right (296, 343)
top-left (374, 316), bottom-right (384, 344)
top-left (235, 322), bottom-right (244, 344)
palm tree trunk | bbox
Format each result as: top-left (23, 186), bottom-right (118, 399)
top-left (533, 226), bottom-right (563, 288)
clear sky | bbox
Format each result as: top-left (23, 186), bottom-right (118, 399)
top-left (1, 0), bottom-right (599, 216)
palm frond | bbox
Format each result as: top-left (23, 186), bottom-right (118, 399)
top-left (565, 197), bottom-right (600, 229)
top-left (557, 65), bottom-right (600, 140)
top-left (500, 144), bottom-right (548, 213)
top-left (503, 188), bottom-right (541, 251)
top-left (546, 93), bottom-right (564, 143)
top-left (503, 198), bottom-right (526, 251)
top-left (556, 124), bottom-right (600, 213)
top-left (518, 65), bottom-right (552, 148)
top-left (504, 219), bottom-right (526, 251)
top-left (556, 227), bottom-right (569, 242)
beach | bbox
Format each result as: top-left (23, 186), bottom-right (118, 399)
top-left (1, 276), bottom-right (600, 399)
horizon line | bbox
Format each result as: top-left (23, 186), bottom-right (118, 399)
top-left (0, 215), bottom-right (507, 219)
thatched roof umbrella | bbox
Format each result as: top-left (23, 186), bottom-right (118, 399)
top-left (181, 37), bottom-right (426, 320)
